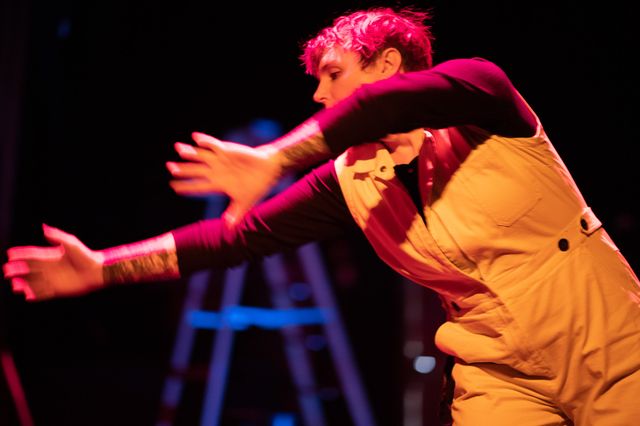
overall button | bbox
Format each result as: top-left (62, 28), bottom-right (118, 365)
top-left (558, 238), bottom-right (569, 251)
top-left (580, 218), bottom-right (588, 230)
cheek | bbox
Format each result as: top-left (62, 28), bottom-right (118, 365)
top-left (331, 80), bottom-right (358, 102)
top-left (330, 87), bottom-right (347, 102)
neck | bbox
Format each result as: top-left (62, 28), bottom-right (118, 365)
top-left (381, 128), bottom-right (425, 164)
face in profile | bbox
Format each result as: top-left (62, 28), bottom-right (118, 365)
top-left (313, 46), bottom-right (392, 108)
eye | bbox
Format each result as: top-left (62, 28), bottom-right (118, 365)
top-left (329, 71), bottom-right (341, 81)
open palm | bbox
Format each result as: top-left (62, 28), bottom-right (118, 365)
top-left (167, 132), bottom-right (281, 226)
top-left (2, 225), bottom-right (104, 301)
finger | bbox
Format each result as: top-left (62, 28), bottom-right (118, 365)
top-left (3, 260), bottom-right (31, 278)
top-left (166, 162), bottom-right (211, 179)
top-left (42, 223), bottom-right (77, 247)
top-left (169, 179), bottom-right (219, 195)
top-left (11, 277), bottom-right (27, 293)
top-left (23, 284), bottom-right (36, 301)
top-left (192, 132), bottom-right (224, 151)
top-left (174, 142), bottom-right (213, 163)
top-left (7, 246), bottom-right (63, 261)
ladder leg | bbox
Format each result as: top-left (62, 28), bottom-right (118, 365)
top-left (157, 270), bottom-right (211, 426)
top-left (159, 196), bottom-right (227, 425)
top-left (200, 263), bottom-right (248, 426)
top-left (263, 254), bottom-right (326, 426)
top-left (298, 243), bottom-right (376, 426)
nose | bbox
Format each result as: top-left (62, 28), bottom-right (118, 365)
top-left (313, 80), bottom-right (329, 106)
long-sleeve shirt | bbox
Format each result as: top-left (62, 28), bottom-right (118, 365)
top-left (172, 58), bottom-right (537, 274)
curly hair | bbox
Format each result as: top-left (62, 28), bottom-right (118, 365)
top-left (301, 7), bottom-right (434, 76)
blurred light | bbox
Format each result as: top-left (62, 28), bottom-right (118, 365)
top-left (403, 340), bottom-right (423, 357)
top-left (413, 356), bottom-right (436, 374)
top-left (305, 334), bottom-right (327, 351)
top-left (189, 306), bottom-right (328, 330)
top-left (223, 118), bottom-right (282, 147)
top-left (289, 282), bottom-right (312, 301)
top-left (250, 118), bottom-right (282, 141)
top-left (403, 391), bottom-right (423, 426)
top-left (272, 412), bottom-right (296, 426)
top-left (57, 18), bottom-right (71, 39)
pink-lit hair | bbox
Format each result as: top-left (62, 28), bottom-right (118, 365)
top-left (301, 7), bottom-right (434, 76)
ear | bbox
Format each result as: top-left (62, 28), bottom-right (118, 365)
top-left (378, 47), bottom-right (403, 76)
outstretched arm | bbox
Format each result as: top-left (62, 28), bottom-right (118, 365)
top-left (311, 58), bottom-right (536, 152)
top-left (101, 234), bottom-right (179, 285)
top-left (169, 58), bottom-right (535, 225)
top-left (2, 224), bottom-right (179, 301)
top-left (4, 162), bottom-right (353, 301)
top-left (168, 120), bottom-right (332, 227)
top-left (269, 119), bottom-right (332, 173)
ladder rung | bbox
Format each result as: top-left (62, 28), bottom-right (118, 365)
top-left (188, 306), bottom-right (331, 330)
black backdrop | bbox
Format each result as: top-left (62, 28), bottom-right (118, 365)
top-left (2, 1), bottom-right (637, 425)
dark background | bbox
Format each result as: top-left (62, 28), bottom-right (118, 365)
top-left (1, 0), bottom-right (637, 425)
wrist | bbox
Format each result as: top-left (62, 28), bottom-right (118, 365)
top-left (100, 233), bottom-right (179, 286)
top-left (255, 144), bottom-right (285, 179)
top-left (269, 119), bottom-right (330, 172)
top-left (93, 250), bottom-right (108, 288)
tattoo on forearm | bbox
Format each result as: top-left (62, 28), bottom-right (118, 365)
top-left (273, 119), bottom-right (331, 172)
top-left (280, 132), bottom-right (331, 171)
top-left (102, 234), bottom-right (179, 285)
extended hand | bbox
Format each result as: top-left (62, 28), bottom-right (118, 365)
top-left (2, 224), bottom-right (104, 301)
top-left (167, 132), bottom-right (282, 226)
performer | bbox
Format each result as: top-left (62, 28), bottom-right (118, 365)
top-left (4, 7), bottom-right (640, 425)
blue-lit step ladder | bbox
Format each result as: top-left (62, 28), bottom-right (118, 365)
top-left (157, 175), bottom-right (375, 426)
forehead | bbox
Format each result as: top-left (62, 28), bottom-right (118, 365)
top-left (317, 46), bottom-right (360, 72)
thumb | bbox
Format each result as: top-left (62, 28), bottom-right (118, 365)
top-left (42, 224), bottom-right (75, 247)
top-left (221, 202), bottom-right (249, 228)
top-left (192, 132), bottom-right (224, 151)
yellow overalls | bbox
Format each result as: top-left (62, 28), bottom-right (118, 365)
top-left (334, 120), bottom-right (640, 425)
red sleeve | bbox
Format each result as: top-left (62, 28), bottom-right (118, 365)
top-left (172, 160), bottom-right (355, 274)
top-left (315, 57), bottom-right (537, 154)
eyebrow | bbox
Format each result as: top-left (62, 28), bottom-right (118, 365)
top-left (318, 61), bottom-right (340, 74)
